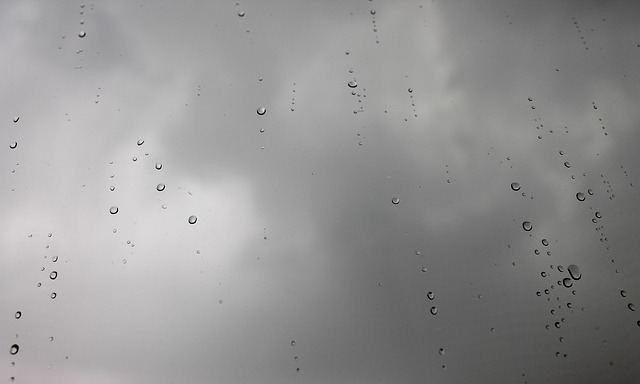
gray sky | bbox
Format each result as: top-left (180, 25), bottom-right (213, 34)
top-left (1, 1), bottom-right (640, 383)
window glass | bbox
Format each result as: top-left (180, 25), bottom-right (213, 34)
top-left (2, 1), bottom-right (640, 383)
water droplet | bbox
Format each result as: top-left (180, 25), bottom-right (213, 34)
top-left (562, 278), bottom-right (573, 288)
top-left (542, 239), bottom-right (549, 246)
top-left (438, 348), bottom-right (445, 356)
top-left (430, 307), bottom-right (438, 315)
top-left (13, 116), bottom-right (19, 123)
top-left (621, 290), bottom-right (627, 297)
top-left (50, 292), bottom-right (57, 299)
top-left (557, 265), bottom-right (564, 272)
top-left (408, 88), bottom-right (413, 93)
top-left (587, 189), bottom-right (594, 195)
top-left (522, 221), bottom-right (532, 231)
top-left (427, 291), bottom-right (434, 300)
top-left (421, 267), bottom-right (427, 272)
top-left (137, 139), bottom-right (144, 146)
top-left (10, 344), bottom-right (19, 355)
top-left (291, 340), bottom-right (296, 347)
top-left (155, 163), bottom-right (162, 170)
top-left (347, 80), bottom-right (358, 88)
top-left (52, 256), bottom-right (58, 262)
top-left (109, 206), bottom-right (119, 214)
top-left (259, 128), bottom-right (265, 133)
top-left (391, 197), bottom-right (400, 205)
top-left (132, 157), bottom-right (137, 162)
top-left (370, 9), bottom-right (376, 15)
top-left (595, 212), bottom-right (602, 218)
top-left (534, 249), bottom-right (540, 255)
top-left (257, 107), bottom-right (267, 115)
top-left (564, 162), bottom-right (571, 168)
top-left (541, 271), bottom-right (547, 277)
top-left (49, 336), bottom-right (54, 342)
top-left (567, 264), bottom-right (581, 280)
top-left (629, 303), bottom-right (636, 311)
top-left (49, 271), bottom-right (57, 280)
top-left (510, 182), bottom-right (521, 191)
top-left (110, 185), bottom-right (115, 191)
top-left (14, 312), bottom-right (21, 319)
top-left (237, 11), bottom-right (245, 17)
top-left (576, 192), bottom-right (585, 201)
top-left (555, 322), bottom-right (561, 329)
top-left (156, 183), bottom-right (165, 192)
top-left (78, 31), bottom-right (86, 38)
top-left (188, 215), bottom-right (197, 224)
top-left (9, 142), bottom-right (17, 149)
top-left (559, 150), bottom-right (564, 155)
top-left (415, 251), bottom-right (422, 256)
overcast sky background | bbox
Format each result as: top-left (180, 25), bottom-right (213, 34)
top-left (2, 1), bottom-right (640, 383)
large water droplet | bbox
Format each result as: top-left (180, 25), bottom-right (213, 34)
top-left (347, 80), bottom-right (358, 88)
top-left (49, 271), bottom-right (57, 280)
top-left (78, 31), bottom-right (86, 38)
top-left (576, 192), bottom-right (585, 201)
top-left (430, 307), bottom-right (438, 315)
top-left (10, 344), bottom-right (19, 355)
top-left (14, 311), bottom-right (21, 319)
top-left (109, 206), bottom-right (119, 214)
top-left (427, 291), bottom-right (434, 300)
top-left (567, 264), bottom-right (581, 280)
top-left (257, 107), bottom-right (267, 115)
top-left (391, 197), bottom-right (400, 205)
top-left (188, 215), bottom-right (197, 224)
top-left (9, 142), bottom-right (17, 149)
top-left (562, 278), bottom-right (573, 288)
top-left (510, 182), bottom-right (521, 191)
top-left (156, 183), bottom-right (165, 192)
top-left (522, 221), bottom-right (532, 231)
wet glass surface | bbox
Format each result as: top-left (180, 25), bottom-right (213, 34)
top-left (1, 1), bottom-right (640, 383)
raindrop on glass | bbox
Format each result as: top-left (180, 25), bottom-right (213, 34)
top-left (427, 291), bottom-right (434, 300)
top-left (629, 303), bottom-right (636, 312)
top-left (13, 116), bottom-right (19, 123)
top-left (408, 88), bottom-right (413, 93)
top-left (10, 344), bottom-right (19, 355)
top-left (421, 267), bottom-right (427, 272)
top-left (542, 239), bottom-right (549, 246)
top-left (237, 11), bottom-right (245, 17)
top-left (156, 183), bottom-right (165, 192)
top-left (391, 197), bottom-right (400, 205)
top-left (510, 182), bottom-right (521, 191)
top-left (562, 278), bottom-right (573, 288)
top-left (49, 271), bottom-right (57, 280)
top-left (109, 206), bottom-right (119, 214)
top-left (257, 107), bottom-right (267, 115)
top-left (370, 9), bottom-right (376, 15)
top-left (567, 264), bottom-right (581, 280)
top-left (132, 157), bottom-right (137, 162)
top-left (155, 163), bottom-right (162, 170)
top-left (291, 340), bottom-right (296, 347)
top-left (52, 256), bottom-right (58, 262)
top-left (587, 189), bottom-right (594, 195)
top-left (50, 292), bottom-right (57, 299)
top-left (621, 290), bottom-right (627, 297)
top-left (14, 311), bottom-right (21, 319)
top-left (110, 186), bottom-right (115, 191)
top-left (595, 212), bottom-right (602, 218)
top-left (430, 307), bottom-right (438, 315)
top-left (9, 142), bottom-right (17, 149)
top-left (438, 348), bottom-right (445, 356)
top-left (576, 192), bottom-right (585, 201)
top-left (347, 80), bottom-right (358, 89)
top-left (522, 221), bottom-right (532, 231)
top-left (137, 139), bottom-right (144, 146)
top-left (188, 215), bottom-right (197, 224)
top-left (78, 31), bottom-right (86, 38)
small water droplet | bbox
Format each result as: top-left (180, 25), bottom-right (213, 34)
top-left (541, 271), bottom-right (547, 277)
top-left (522, 221), bottom-right (532, 231)
top-left (49, 336), bottom-right (54, 342)
top-left (370, 9), bottom-right (376, 15)
top-left (49, 271), bottom-right (57, 280)
top-left (567, 264), bottom-right (581, 280)
top-left (430, 307), bottom-right (438, 315)
top-left (510, 182), bottom-right (521, 191)
top-left (257, 107), bottom-right (267, 115)
top-left (52, 256), bottom-right (58, 262)
top-left (347, 80), bottom-right (358, 88)
top-left (576, 192), bottom-right (585, 201)
top-left (587, 189), bottom-right (594, 195)
top-left (78, 31), bottom-right (86, 38)
top-left (564, 162), bottom-right (571, 168)
top-left (237, 11), bottom-right (245, 17)
top-left (427, 291), bottom-right (434, 300)
top-left (14, 312), bottom-right (21, 319)
top-left (109, 206), bottom-right (119, 214)
top-left (188, 215), bottom-right (197, 224)
top-left (132, 157), bottom-right (137, 162)
top-left (421, 267), bottom-right (427, 272)
top-left (534, 249), bottom-right (540, 255)
top-left (562, 278), bottom-right (573, 288)
top-left (110, 185), bottom-right (115, 191)
top-left (156, 183), bottom-right (165, 192)
top-left (391, 197), bottom-right (400, 205)
top-left (9, 142), bottom-right (17, 149)
top-left (542, 239), bottom-right (549, 246)
top-left (10, 344), bottom-right (19, 355)
top-left (50, 292), bottom-right (57, 299)
top-left (408, 88), bottom-right (413, 93)
top-left (155, 163), bottom-right (162, 170)
top-left (259, 128), bottom-right (265, 133)
top-left (621, 290), bottom-right (627, 297)
top-left (291, 340), bottom-right (296, 347)
top-left (629, 303), bottom-right (636, 311)
top-left (595, 212), bottom-right (602, 218)
top-left (438, 348), bottom-right (445, 356)
top-left (137, 139), bottom-right (144, 146)
top-left (557, 265), bottom-right (564, 272)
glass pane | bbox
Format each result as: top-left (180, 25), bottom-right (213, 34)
top-left (2, 1), bottom-right (640, 383)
